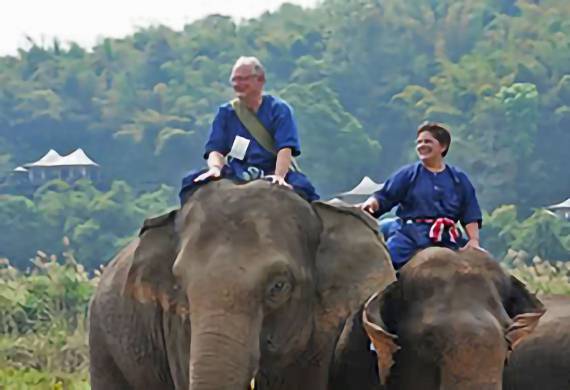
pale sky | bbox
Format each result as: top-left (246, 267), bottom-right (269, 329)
top-left (0, 0), bottom-right (320, 56)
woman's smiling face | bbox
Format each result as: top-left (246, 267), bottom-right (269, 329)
top-left (416, 130), bottom-right (446, 162)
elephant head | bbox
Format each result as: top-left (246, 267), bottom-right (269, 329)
top-left (362, 247), bottom-right (545, 390)
top-left (126, 179), bottom-right (395, 390)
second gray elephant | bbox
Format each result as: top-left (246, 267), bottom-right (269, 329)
top-left (330, 247), bottom-right (546, 390)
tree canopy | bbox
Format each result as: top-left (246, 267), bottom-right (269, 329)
top-left (1, 0), bottom-right (569, 267)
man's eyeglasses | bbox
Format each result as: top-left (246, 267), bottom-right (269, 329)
top-left (229, 75), bottom-right (258, 83)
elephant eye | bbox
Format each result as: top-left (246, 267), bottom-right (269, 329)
top-left (269, 280), bottom-right (290, 295)
top-left (265, 279), bottom-right (292, 307)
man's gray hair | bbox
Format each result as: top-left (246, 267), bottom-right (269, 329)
top-left (232, 56), bottom-right (265, 77)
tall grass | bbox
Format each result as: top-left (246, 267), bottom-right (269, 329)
top-left (502, 249), bottom-right (570, 295)
top-left (0, 241), bottom-right (98, 389)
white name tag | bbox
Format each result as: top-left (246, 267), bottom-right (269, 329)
top-left (228, 135), bottom-right (250, 160)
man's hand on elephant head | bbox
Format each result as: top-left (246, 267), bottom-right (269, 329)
top-left (265, 174), bottom-right (293, 189)
top-left (194, 166), bottom-right (222, 182)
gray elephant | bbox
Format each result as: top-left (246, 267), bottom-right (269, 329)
top-left (503, 294), bottom-right (570, 390)
top-left (88, 179), bottom-right (396, 390)
top-left (331, 247), bottom-right (545, 390)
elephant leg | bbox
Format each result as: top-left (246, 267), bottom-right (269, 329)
top-left (90, 356), bottom-right (132, 390)
top-left (89, 329), bottom-right (132, 390)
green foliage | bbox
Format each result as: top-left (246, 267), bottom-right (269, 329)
top-left (0, 180), bottom-right (176, 269)
top-left (512, 209), bottom-right (570, 260)
top-left (0, 249), bottom-right (95, 387)
top-left (502, 250), bottom-right (570, 295)
top-left (280, 82), bottom-right (381, 195)
top-left (0, 368), bottom-right (89, 390)
top-left (0, 0), bottom-right (569, 269)
top-left (0, 248), bottom-right (96, 335)
top-left (482, 205), bottom-right (520, 257)
top-left (483, 205), bottom-right (570, 261)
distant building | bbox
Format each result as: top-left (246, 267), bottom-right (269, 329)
top-left (22, 148), bottom-right (100, 186)
top-left (7, 166), bottom-right (31, 186)
top-left (335, 176), bottom-right (384, 204)
top-left (546, 198), bottom-right (570, 220)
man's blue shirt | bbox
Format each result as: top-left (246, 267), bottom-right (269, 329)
top-left (204, 94), bottom-right (301, 176)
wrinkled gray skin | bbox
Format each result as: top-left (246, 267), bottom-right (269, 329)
top-left (88, 179), bottom-right (396, 390)
top-left (330, 247), bottom-right (545, 390)
top-left (504, 294), bottom-right (570, 390)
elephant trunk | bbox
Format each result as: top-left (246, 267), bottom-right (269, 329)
top-left (439, 377), bottom-right (502, 390)
top-left (188, 311), bottom-right (262, 390)
top-left (439, 313), bottom-right (505, 390)
top-left (440, 354), bottom-right (503, 390)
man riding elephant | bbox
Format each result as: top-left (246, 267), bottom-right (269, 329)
top-left (179, 56), bottom-right (319, 204)
top-left (362, 122), bottom-right (483, 269)
top-left (88, 179), bottom-right (395, 390)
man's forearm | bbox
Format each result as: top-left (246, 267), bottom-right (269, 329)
top-left (207, 151), bottom-right (225, 170)
top-left (465, 222), bottom-right (480, 242)
top-left (275, 148), bottom-right (292, 177)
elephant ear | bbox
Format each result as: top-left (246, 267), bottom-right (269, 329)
top-left (311, 201), bottom-right (396, 333)
top-left (123, 210), bottom-right (189, 316)
top-left (503, 276), bottom-right (545, 350)
top-left (362, 282), bottom-right (402, 386)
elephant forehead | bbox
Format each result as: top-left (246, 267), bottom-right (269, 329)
top-left (180, 193), bottom-right (318, 247)
top-left (402, 250), bottom-right (500, 290)
top-left (178, 210), bottom-right (319, 268)
top-left (184, 179), bottom-right (317, 220)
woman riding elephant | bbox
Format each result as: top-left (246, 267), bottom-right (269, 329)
top-left (362, 122), bottom-right (483, 269)
top-left (88, 179), bottom-right (396, 390)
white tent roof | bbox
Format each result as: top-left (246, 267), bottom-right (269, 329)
top-left (52, 148), bottom-right (99, 167)
top-left (547, 198), bottom-right (570, 210)
top-left (326, 197), bottom-right (352, 206)
top-left (24, 149), bottom-right (62, 167)
top-left (23, 148), bottom-right (99, 168)
top-left (13, 166), bottom-right (28, 172)
top-left (338, 176), bottom-right (384, 197)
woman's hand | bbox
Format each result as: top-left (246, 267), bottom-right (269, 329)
top-left (361, 197), bottom-right (380, 215)
top-left (460, 222), bottom-right (485, 252)
top-left (460, 239), bottom-right (485, 252)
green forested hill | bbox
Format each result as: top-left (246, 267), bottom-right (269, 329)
top-left (1, 0), bottom-right (569, 267)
